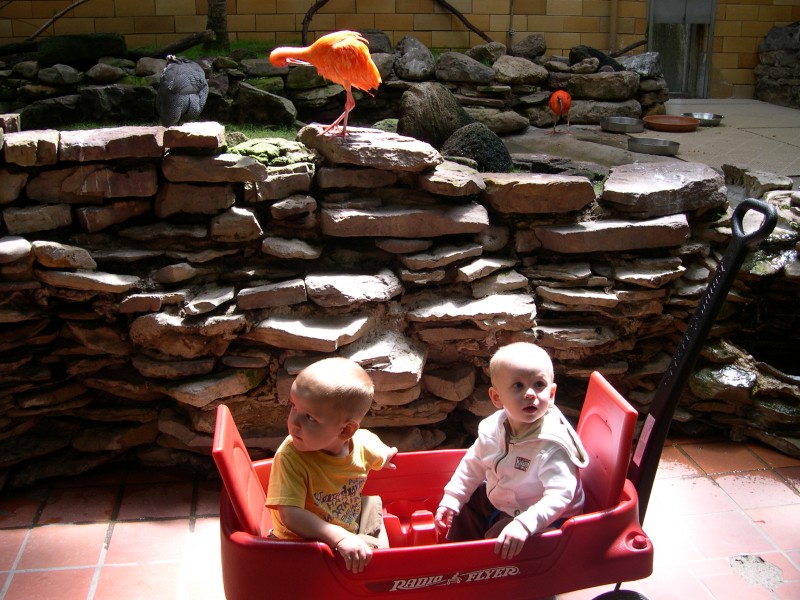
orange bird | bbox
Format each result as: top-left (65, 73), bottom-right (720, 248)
top-left (269, 31), bottom-right (382, 137)
top-left (548, 90), bottom-right (572, 134)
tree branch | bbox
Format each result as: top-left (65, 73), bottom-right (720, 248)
top-left (302, 0), bottom-right (330, 46)
top-left (433, 0), bottom-right (492, 44)
top-left (26, 0), bottom-right (92, 41)
top-left (609, 39), bottom-right (647, 58)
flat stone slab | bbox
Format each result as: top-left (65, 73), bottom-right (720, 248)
top-left (342, 330), bottom-right (427, 391)
top-left (417, 160), bottom-right (486, 196)
top-left (321, 203), bottom-right (489, 238)
top-left (483, 172), bottom-right (596, 213)
top-left (3, 129), bottom-right (59, 166)
top-left (60, 126), bottom-right (164, 161)
top-left (406, 292), bottom-right (536, 331)
top-left (602, 162), bottom-right (727, 218)
top-left (35, 269), bottom-right (139, 293)
top-left (159, 368), bottom-right (267, 408)
top-left (241, 313), bottom-right (372, 352)
top-left (237, 279), bottom-right (307, 310)
top-left (162, 153), bottom-right (269, 183)
top-left (534, 214), bottom-right (689, 253)
top-left (298, 125), bottom-right (443, 172)
top-left (305, 269), bottom-right (403, 307)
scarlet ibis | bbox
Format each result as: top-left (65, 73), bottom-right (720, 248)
top-left (269, 31), bottom-right (382, 137)
top-left (547, 90), bottom-right (572, 134)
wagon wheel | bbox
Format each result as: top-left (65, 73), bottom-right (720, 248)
top-left (592, 590), bottom-right (649, 599)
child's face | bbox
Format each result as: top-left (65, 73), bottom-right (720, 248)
top-left (287, 384), bottom-right (350, 455)
top-left (489, 354), bottom-right (556, 435)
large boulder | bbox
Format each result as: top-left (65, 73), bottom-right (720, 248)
top-left (397, 81), bottom-right (474, 148)
top-left (79, 84), bottom-right (157, 123)
top-left (19, 95), bottom-right (80, 129)
top-left (441, 122), bottom-right (512, 173)
top-left (435, 52), bottom-right (496, 84)
top-left (394, 36), bottom-right (436, 81)
top-left (38, 34), bottom-right (127, 69)
top-left (509, 33), bottom-right (547, 60)
top-left (232, 82), bottom-right (297, 125)
top-left (569, 45), bottom-right (624, 71)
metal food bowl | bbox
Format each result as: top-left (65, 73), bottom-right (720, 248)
top-left (682, 112), bottom-right (724, 126)
top-left (628, 137), bottom-right (680, 156)
top-left (600, 116), bottom-right (644, 133)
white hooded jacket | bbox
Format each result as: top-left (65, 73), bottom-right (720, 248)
top-left (439, 406), bottom-right (589, 535)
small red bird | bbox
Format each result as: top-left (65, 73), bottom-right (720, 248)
top-left (548, 90), bottom-right (572, 134)
top-left (269, 30), bottom-right (382, 137)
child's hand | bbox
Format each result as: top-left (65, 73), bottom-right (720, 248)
top-left (435, 506), bottom-right (454, 534)
top-left (334, 533), bottom-right (373, 573)
top-left (383, 446), bottom-right (398, 470)
top-left (494, 519), bottom-right (529, 560)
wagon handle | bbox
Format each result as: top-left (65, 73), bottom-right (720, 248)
top-left (627, 198), bottom-right (777, 524)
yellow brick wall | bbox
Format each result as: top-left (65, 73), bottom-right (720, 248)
top-left (0, 0), bottom-right (798, 98)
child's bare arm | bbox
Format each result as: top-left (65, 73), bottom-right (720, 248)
top-left (383, 446), bottom-right (398, 470)
top-left (277, 505), bottom-right (373, 573)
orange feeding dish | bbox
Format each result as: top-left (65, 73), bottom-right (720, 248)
top-left (643, 115), bottom-right (700, 132)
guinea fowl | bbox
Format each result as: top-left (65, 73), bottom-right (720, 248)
top-left (155, 55), bottom-right (209, 127)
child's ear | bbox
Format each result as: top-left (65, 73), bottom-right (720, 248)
top-left (550, 383), bottom-right (557, 399)
top-left (339, 419), bottom-right (359, 440)
top-left (488, 386), bottom-right (503, 409)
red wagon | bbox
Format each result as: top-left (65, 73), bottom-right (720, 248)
top-left (212, 199), bottom-right (776, 600)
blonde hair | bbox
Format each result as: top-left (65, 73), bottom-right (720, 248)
top-left (293, 357), bottom-right (375, 420)
top-left (489, 342), bottom-right (554, 384)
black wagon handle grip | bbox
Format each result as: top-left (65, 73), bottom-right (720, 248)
top-left (731, 197), bottom-right (778, 248)
top-left (628, 198), bottom-right (778, 524)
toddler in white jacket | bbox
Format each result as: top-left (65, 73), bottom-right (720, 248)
top-left (435, 342), bottom-right (588, 559)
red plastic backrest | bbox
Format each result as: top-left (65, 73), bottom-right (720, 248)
top-left (576, 371), bottom-right (638, 513)
top-left (212, 404), bottom-right (268, 537)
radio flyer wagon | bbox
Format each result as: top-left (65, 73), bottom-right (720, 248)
top-left (212, 199), bottom-right (776, 599)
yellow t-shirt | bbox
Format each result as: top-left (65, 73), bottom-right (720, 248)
top-left (266, 428), bottom-right (391, 539)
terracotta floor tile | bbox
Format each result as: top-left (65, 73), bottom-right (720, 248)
top-left (680, 442), bottom-right (767, 475)
top-left (93, 562), bottom-right (182, 600)
top-left (765, 551), bottom-right (800, 581)
top-left (104, 519), bottom-right (190, 565)
top-left (125, 466), bottom-right (195, 485)
top-left (38, 485), bottom-right (119, 524)
top-left (655, 445), bottom-right (703, 479)
top-left (0, 528), bottom-right (26, 570)
top-left (686, 557), bottom-right (732, 578)
top-left (777, 466), bottom-right (800, 493)
top-left (713, 470), bottom-right (800, 510)
top-left (16, 522), bottom-right (108, 569)
top-left (50, 464), bottom-right (127, 488)
top-left (776, 579), bottom-right (800, 600)
top-left (700, 572), bottom-right (774, 599)
top-left (786, 549), bottom-right (800, 569)
top-left (636, 563), bottom-right (714, 599)
top-left (115, 481), bottom-right (193, 520)
top-left (649, 475), bottom-right (737, 516)
top-left (683, 511), bottom-right (776, 559)
top-left (195, 478), bottom-right (222, 517)
top-left (642, 512), bottom-right (705, 567)
top-left (0, 489), bottom-right (46, 528)
top-left (182, 518), bottom-right (225, 600)
top-left (746, 504), bottom-right (800, 551)
top-left (2, 568), bottom-right (95, 600)
top-left (747, 443), bottom-right (800, 469)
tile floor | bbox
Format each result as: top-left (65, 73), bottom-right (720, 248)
top-left (0, 438), bottom-right (798, 600)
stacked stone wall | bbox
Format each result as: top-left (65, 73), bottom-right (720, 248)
top-left (0, 121), bottom-right (798, 488)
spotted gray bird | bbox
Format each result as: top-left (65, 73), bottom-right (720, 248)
top-left (156, 55), bottom-right (208, 126)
